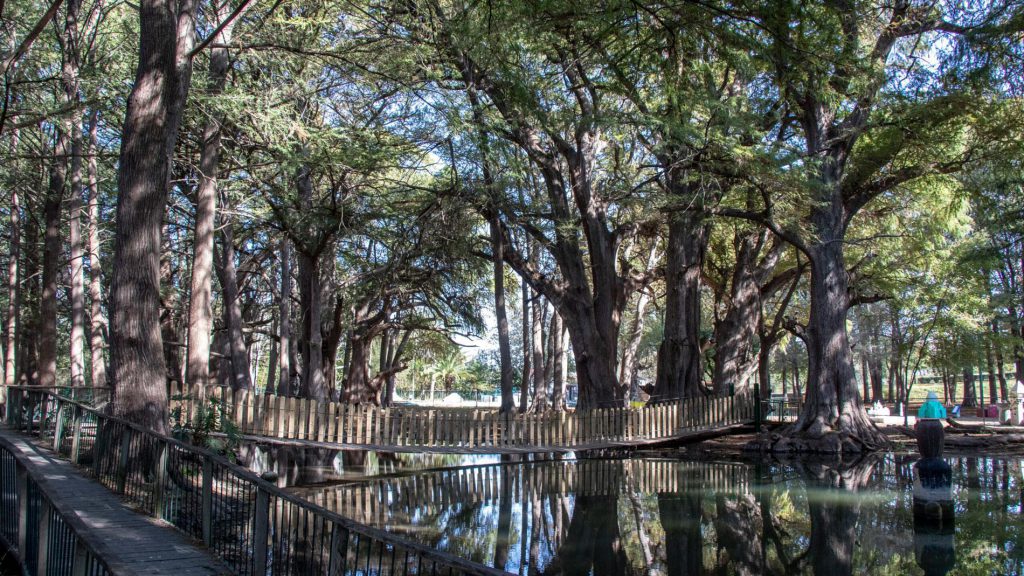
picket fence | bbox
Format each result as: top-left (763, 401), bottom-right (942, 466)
top-left (169, 384), bottom-right (755, 449)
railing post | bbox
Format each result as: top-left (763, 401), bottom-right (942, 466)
top-left (72, 541), bottom-right (89, 576)
top-left (53, 401), bottom-right (67, 453)
top-left (92, 418), bottom-right (108, 477)
top-left (36, 499), bottom-right (52, 575)
top-left (152, 440), bottom-right (169, 519)
top-left (16, 465), bottom-right (29, 555)
top-left (328, 522), bottom-right (350, 576)
top-left (116, 427), bottom-right (132, 493)
top-left (252, 487), bottom-right (270, 573)
top-left (201, 455), bottom-right (213, 546)
top-left (70, 406), bottom-right (84, 464)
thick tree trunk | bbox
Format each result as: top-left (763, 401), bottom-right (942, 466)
top-left (109, 0), bottom-right (195, 431)
top-left (86, 112), bottom-right (107, 387)
top-left (785, 221), bottom-right (885, 452)
top-left (215, 222), bottom-right (252, 391)
top-left (298, 250), bottom-right (325, 400)
top-left (185, 1), bottom-right (232, 396)
top-left (278, 240), bottom-right (292, 396)
top-left (655, 210), bottom-right (707, 400)
top-left (159, 225), bottom-right (185, 391)
top-left (39, 127), bottom-right (68, 388)
top-left (342, 334), bottom-right (378, 404)
top-left (712, 236), bottom-right (764, 395)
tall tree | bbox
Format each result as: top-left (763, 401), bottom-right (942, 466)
top-left (108, 0), bottom-right (196, 429)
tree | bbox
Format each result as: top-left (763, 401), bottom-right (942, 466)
top-left (109, 0), bottom-right (196, 430)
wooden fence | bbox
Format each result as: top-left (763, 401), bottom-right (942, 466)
top-left (170, 384), bottom-right (755, 449)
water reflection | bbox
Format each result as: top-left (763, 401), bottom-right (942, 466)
top-left (278, 455), bottom-right (1024, 575)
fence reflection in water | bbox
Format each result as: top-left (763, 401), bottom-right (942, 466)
top-left (3, 386), bottom-right (508, 576)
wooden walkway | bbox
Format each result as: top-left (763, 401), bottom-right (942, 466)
top-left (0, 427), bottom-right (231, 575)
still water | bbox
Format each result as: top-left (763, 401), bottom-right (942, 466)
top-left (247, 447), bottom-right (1024, 575)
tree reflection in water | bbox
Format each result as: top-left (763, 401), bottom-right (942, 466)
top-left (266, 448), bottom-right (1024, 575)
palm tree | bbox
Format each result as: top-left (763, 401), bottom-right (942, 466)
top-left (425, 352), bottom-right (469, 402)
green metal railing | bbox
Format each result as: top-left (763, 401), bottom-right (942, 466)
top-left (3, 386), bottom-right (509, 576)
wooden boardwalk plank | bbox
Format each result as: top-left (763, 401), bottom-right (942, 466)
top-left (0, 428), bottom-right (232, 575)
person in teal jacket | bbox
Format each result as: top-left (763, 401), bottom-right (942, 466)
top-left (918, 391), bottom-right (947, 419)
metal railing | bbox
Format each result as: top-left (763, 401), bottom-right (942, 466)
top-left (3, 386), bottom-right (509, 576)
top-left (0, 436), bottom-right (112, 575)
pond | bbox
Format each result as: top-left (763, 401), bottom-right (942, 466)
top-left (257, 449), bottom-right (1024, 576)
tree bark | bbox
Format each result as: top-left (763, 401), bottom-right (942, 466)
top-left (109, 0), bottom-right (196, 430)
top-left (490, 214), bottom-right (516, 413)
top-left (530, 291), bottom-right (547, 412)
top-left (961, 366), bottom-right (978, 408)
top-left (519, 274), bottom-right (530, 413)
top-left (64, 0), bottom-right (86, 389)
top-left (550, 310), bottom-right (567, 411)
top-left (278, 239), bottom-right (292, 395)
top-left (86, 111), bottom-right (106, 387)
top-left (994, 320), bottom-right (1008, 401)
top-left (39, 126), bottom-right (68, 388)
top-left (986, 338), bottom-right (998, 404)
top-left (4, 159), bottom-right (19, 387)
top-left (215, 220), bottom-right (252, 391)
top-left (655, 208), bottom-right (708, 400)
top-left (186, 27), bottom-right (227, 395)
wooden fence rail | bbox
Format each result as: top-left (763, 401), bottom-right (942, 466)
top-left (170, 384), bottom-right (755, 449)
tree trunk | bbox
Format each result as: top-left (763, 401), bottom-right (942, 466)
top-left (4, 177), bottom-right (19, 387)
top-left (995, 321), bottom-right (1008, 402)
top-left (986, 338), bottom-right (998, 405)
top-left (490, 215), bottom-right (516, 412)
top-left (86, 111), bottom-right (107, 388)
top-left (39, 125), bottom-right (69, 388)
top-left (295, 163), bottom-right (327, 400)
top-left (18, 209), bottom-right (39, 386)
top-left (186, 3), bottom-right (234, 396)
top-left (530, 291), bottom-right (547, 412)
top-left (278, 239), bottom-right (292, 396)
top-left (785, 215), bottom-right (886, 452)
top-left (266, 319), bottom-right (278, 394)
top-left (551, 310), bottom-right (567, 411)
top-left (342, 334), bottom-right (378, 404)
top-left (659, 493), bottom-right (704, 576)
top-left (109, 0), bottom-right (196, 431)
top-left (68, 125), bottom-right (87, 389)
top-left (712, 237), bottom-right (764, 395)
top-left (215, 222), bottom-right (252, 391)
top-left (63, 0), bottom-right (86, 389)
top-left (655, 210), bottom-right (707, 400)
top-left (961, 366), bottom-right (978, 408)
top-left (519, 275), bottom-right (530, 413)
top-left (619, 245), bottom-right (658, 397)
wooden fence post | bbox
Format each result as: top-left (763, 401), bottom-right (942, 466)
top-left (70, 406), bottom-right (84, 464)
top-left (252, 488), bottom-right (271, 573)
top-left (36, 499), bottom-right (52, 575)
